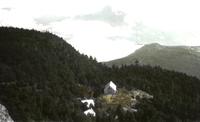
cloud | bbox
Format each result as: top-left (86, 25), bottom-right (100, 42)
top-left (107, 36), bottom-right (127, 41)
top-left (127, 22), bottom-right (179, 45)
top-left (107, 22), bottom-right (179, 47)
top-left (1, 7), bottom-right (12, 11)
top-left (34, 16), bottom-right (69, 26)
top-left (75, 6), bottom-right (126, 26)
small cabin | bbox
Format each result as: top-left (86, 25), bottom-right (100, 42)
top-left (104, 81), bottom-right (117, 95)
top-left (84, 108), bottom-right (96, 117)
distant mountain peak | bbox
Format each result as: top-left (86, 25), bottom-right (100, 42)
top-left (139, 43), bottom-right (164, 50)
top-left (106, 43), bottom-right (200, 79)
top-left (145, 43), bottom-right (161, 47)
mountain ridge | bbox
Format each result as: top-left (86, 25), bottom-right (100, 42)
top-left (105, 43), bottom-right (200, 79)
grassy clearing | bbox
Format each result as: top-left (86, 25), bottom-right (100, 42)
top-left (98, 88), bottom-right (153, 108)
top-left (99, 88), bottom-right (135, 108)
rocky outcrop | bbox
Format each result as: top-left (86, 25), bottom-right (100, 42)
top-left (0, 104), bottom-right (14, 122)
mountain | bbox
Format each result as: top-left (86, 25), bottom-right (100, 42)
top-left (0, 27), bottom-right (108, 122)
top-left (106, 43), bottom-right (200, 79)
top-left (1, 27), bottom-right (200, 122)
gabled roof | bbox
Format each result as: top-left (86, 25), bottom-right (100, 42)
top-left (84, 108), bottom-right (96, 116)
top-left (81, 99), bottom-right (95, 108)
top-left (105, 81), bottom-right (117, 91)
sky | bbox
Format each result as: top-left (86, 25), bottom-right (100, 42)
top-left (1, 0), bottom-right (200, 61)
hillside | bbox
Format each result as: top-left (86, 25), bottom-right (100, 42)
top-left (106, 43), bottom-right (200, 79)
top-left (0, 27), bottom-right (108, 121)
top-left (0, 27), bottom-right (200, 122)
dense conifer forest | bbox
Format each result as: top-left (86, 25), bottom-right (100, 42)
top-left (0, 27), bottom-right (200, 122)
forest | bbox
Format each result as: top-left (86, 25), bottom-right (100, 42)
top-left (0, 27), bottom-right (200, 122)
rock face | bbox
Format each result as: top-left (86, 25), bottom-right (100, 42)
top-left (0, 104), bottom-right (14, 122)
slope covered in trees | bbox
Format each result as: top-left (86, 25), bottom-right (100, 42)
top-left (0, 27), bottom-right (200, 122)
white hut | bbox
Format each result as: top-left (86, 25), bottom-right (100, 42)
top-left (104, 81), bottom-right (117, 95)
top-left (81, 99), bottom-right (95, 108)
top-left (84, 108), bottom-right (96, 117)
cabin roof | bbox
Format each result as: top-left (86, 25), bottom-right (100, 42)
top-left (105, 81), bottom-right (117, 91)
top-left (84, 108), bottom-right (96, 116)
top-left (81, 99), bottom-right (95, 108)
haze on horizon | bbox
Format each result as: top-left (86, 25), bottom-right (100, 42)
top-left (1, 0), bottom-right (200, 61)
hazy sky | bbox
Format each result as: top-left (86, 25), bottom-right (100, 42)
top-left (1, 0), bottom-right (200, 61)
